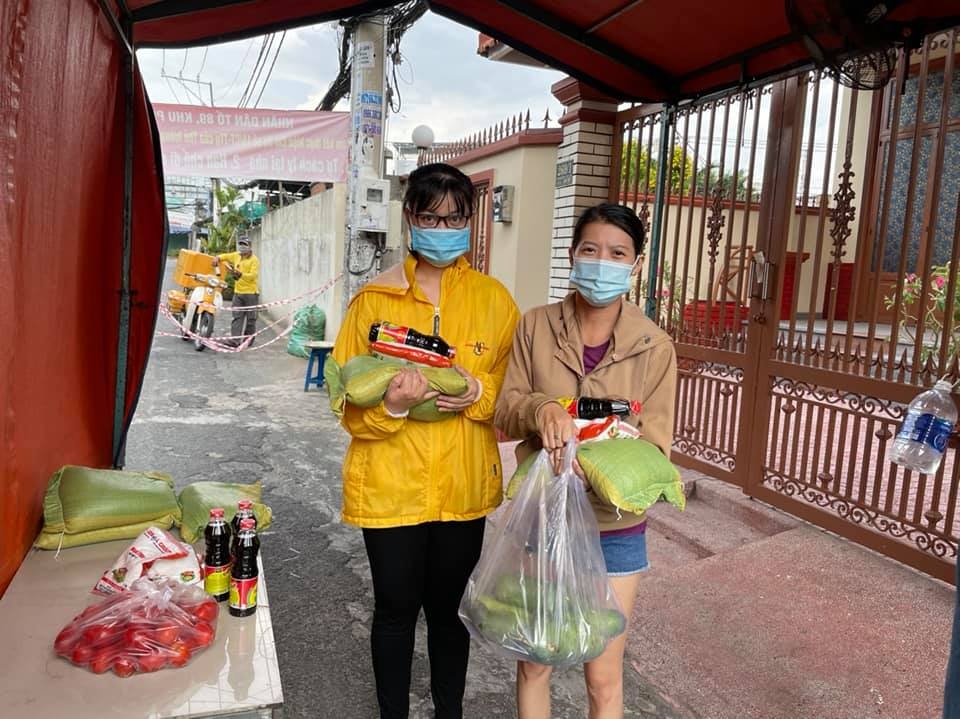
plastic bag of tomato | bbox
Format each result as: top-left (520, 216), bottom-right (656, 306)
top-left (54, 577), bottom-right (219, 677)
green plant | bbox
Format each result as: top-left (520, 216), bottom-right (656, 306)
top-left (637, 261), bottom-right (689, 326)
top-left (202, 185), bottom-right (249, 254)
top-left (620, 144), bottom-right (694, 196)
top-left (693, 165), bottom-right (760, 202)
top-left (883, 264), bottom-right (960, 362)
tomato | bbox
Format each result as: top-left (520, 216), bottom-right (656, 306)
top-left (71, 643), bottom-right (95, 666)
top-left (81, 623), bottom-right (118, 647)
top-left (123, 626), bottom-right (149, 649)
top-left (189, 621), bottom-right (215, 648)
top-left (145, 624), bottom-right (180, 646)
top-left (191, 600), bottom-right (219, 624)
top-left (54, 627), bottom-right (79, 656)
top-left (77, 604), bottom-right (103, 622)
top-left (89, 648), bottom-right (116, 674)
top-left (168, 641), bottom-right (191, 668)
top-left (112, 656), bottom-right (137, 678)
top-left (136, 651), bottom-right (168, 672)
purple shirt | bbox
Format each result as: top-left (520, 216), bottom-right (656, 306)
top-left (583, 340), bottom-right (610, 374)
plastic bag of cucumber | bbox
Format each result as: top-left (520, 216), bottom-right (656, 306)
top-left (458, 442), bottom-right (626, 667)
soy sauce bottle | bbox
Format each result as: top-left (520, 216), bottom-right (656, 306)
top-left (229, 517), bottom-right (260, 617)
top-left (368, 321), bottom-right (456, 359)
top-left (560, 397), bottom-right (641, 420)
top-left (203, 508), bottom-right (231, 602)
top-left (230, 499), bottom-right (256, 561)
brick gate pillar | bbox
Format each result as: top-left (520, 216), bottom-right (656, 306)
top-left (549, 77), bottom-right (620, 301)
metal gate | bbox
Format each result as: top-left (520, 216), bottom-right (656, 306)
top-left (469, 170), bottom-right (493, 274)
top-left (613, 28), bottom-right (960, 581)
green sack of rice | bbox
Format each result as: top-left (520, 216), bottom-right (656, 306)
top-left (287, 304), bottom-right (327, 358)
top-left (324, 354), bottom-right (469, 422)
top-left (35, 466), bottom-right (181, 550)
top-left (177, 480), bottom-right (273, 543)
top-left (506, 438), bottom-right (685, 515)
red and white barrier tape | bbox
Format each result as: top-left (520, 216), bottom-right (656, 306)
top-left (156, 272), bottom-right (343, 353)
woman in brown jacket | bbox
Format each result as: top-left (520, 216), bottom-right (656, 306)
top-left (494, 203), bottom-right (677, 719)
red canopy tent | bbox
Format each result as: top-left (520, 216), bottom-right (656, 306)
top-left (2, 0), bottom-right (959, 594)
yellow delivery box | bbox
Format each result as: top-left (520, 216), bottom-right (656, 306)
top-left (173, 250), bottom-right (217, 289)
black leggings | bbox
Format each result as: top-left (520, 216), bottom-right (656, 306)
top-left (362, 518), bottom-right (486, 719)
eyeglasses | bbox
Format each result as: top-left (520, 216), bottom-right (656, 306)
top-left (412, 212), bottom-right (472, 229)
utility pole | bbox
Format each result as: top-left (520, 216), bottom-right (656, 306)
top-left (343, 16), bottom-right (390, 316)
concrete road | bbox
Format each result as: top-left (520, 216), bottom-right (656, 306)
top-left (122, 260), bottom-right (681, 719)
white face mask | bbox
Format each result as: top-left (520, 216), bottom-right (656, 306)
top-left (569, 258), bottom-right (638, 306)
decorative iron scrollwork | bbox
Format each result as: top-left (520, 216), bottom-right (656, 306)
top-left (764, 471), bottom-right (956, 559)
top-left (706, 184), bottom-right (726, 264)
top-left (769, 377), bottom-right (902, 419)
top-left (674, 438), bottom-right (736, 471)
top-left (829, 160), bottom-right (856, 265)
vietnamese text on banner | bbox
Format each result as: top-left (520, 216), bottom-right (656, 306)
top-left (153, 104), bottom-right (351, 183)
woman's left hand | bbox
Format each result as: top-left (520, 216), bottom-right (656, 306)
top-left (435, 365), bottom-right (482, 412)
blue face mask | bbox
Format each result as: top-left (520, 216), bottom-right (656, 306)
top-left (569, 258), bottom-right (637, 307)
top-left (410, 226), bottom-right (471, 267)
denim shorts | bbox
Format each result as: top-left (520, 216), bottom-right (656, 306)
top-left (599, 528), bottom-right (650, 576)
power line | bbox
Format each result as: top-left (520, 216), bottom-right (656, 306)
top-left (164, 75), bottom-right (183, 103)
top-left (238, 34), bottom-right (273, 108)
top-left (216, 39), bottom-right (257, 104)
top-left (196, 47), bottom-right (208, 80)
top-left (252, 30), bottom-right (286, 108)
top-left (315, 1), bottom-right (427, 112)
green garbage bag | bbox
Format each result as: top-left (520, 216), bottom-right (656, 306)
top-left (324, 354), bottom-right (469, 422)
top-left (287, 304), bottom-right (327, 358)
top-left (35, 466), bottom-right (181, 550)
top-left (177, 481), bottom-right (273, 544)
top-left (506, 438), bottom-right (685, 515)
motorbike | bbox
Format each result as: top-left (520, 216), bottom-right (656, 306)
top-left (166, 267), bottom-right (229, 352)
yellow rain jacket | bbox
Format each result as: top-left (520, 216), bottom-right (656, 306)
top-left (217, 252), bottom-right (260, 294)
top-left (333, 254), bottom-right (520, 528)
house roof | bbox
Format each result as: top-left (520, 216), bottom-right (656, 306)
top-left (127, 0), bottom-right (960, 102)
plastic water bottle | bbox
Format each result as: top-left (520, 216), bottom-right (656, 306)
top-left (887, 379), bottom-right (957, 474)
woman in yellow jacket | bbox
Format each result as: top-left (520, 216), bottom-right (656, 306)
top-left (495, 203), bottom-right (677, 719)
top-left (332, 163), bottom-right (520, 719)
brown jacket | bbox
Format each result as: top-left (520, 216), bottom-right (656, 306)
top-left (494, 293), bottom-right (677, 531)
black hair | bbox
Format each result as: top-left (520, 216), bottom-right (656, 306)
top-left (572, 203), bottom-right (646, 258)
top-left (403, 163), bottom-right (475, 217)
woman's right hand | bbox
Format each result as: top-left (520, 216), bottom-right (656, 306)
top-left (537, 402), bottom-right (580, 476)
top-left (536, 402), bottom-right (578, 451)
top-left (383, 368), bottom-right (438, 415)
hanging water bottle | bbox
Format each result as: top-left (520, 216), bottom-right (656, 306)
top-left (887, 379), bottom-right (958, 474)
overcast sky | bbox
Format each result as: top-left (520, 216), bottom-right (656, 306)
top-left (136, 10), bottom-right (567, 151)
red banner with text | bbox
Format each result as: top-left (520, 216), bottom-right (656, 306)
top-left (153, 104), bottom-right (350, 183)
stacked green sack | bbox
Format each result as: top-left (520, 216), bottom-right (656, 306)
top-left (35, 466), bottom-right (181, 550)
top-left (324, 354), bottom-right (468, 422)
top-left (506, 438), bottom-right (686, 515)
top-left (287, 304), bottom-right (327, 358)
top-left (461, 574), bottom-right (626, 665)
top-left (177, 480), bottom-right (273, 543)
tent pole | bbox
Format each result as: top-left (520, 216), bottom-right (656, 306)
top-left (645, 104), bottom-right (675, 319)
top-left (111, 5), bottom-right (135, 467)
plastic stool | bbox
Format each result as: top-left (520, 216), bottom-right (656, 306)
top-left (303, 341), bottom-right (334, 392)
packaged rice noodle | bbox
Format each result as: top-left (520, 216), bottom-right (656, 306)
top-left (94, 526), bottom-right (202, 595)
